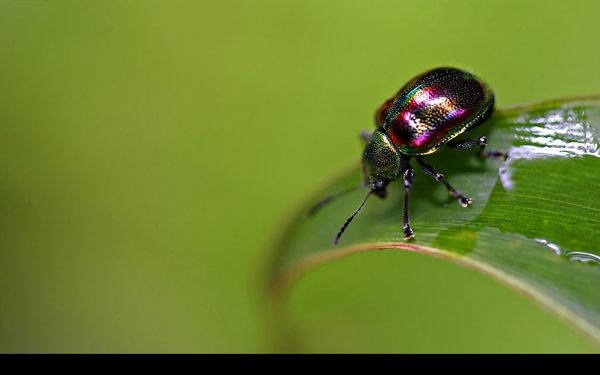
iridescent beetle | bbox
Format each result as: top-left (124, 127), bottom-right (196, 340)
top-left (310, 67), bottom-right (505, 245)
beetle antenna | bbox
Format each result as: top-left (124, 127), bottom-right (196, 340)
top-left (333, 188), bottom-right (374, 245)
top-left (308, 182), bottom-right (368, 216)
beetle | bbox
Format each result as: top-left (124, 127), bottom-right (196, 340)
top-left (310, 67), bottom-right (506, 245)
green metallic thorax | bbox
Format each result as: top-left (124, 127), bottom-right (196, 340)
top-left (362, 130), bottom-right (402, 183)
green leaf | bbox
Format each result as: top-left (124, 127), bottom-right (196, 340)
top-left (268, 95), bottom-right (600, 345)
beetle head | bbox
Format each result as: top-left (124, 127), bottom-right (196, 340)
top-left (309, 130), bottom-right (405, 245)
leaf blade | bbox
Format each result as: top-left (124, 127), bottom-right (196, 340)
top-left (269, 96), bottom-right (600, 345)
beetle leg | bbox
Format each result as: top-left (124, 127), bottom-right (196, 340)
top-left (402, 165), bottom-right (416, 240)
top-left (448, 136), bottom-right (487, 150)
top-left (448, 136), bottom-right (507, 160)
top-left (416, 157), bottom-right (472, 207)
top-left (478, 147), bottom-right (508, 160)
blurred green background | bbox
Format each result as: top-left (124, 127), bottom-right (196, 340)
top-left (1, 0), bottom-right (599, 352)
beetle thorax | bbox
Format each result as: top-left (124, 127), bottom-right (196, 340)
top-left (362, 130), bottom-right (402, 183)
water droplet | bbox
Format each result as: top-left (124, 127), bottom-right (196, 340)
top-left (565, 251), bottom-right (600, 266)
top-left (535, 238), bottom-right (562, 256)
top-left (535, 238), bottom-right (600, 266)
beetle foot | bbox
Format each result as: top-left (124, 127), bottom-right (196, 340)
top-left (403, 226), bottom-right (415, 240)
top-left (458, 196), bottom-right (473, 207)
top-left (486, 150), bottom-right (508, 161)
top-left (449, 190), bottom-right (472, 207)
